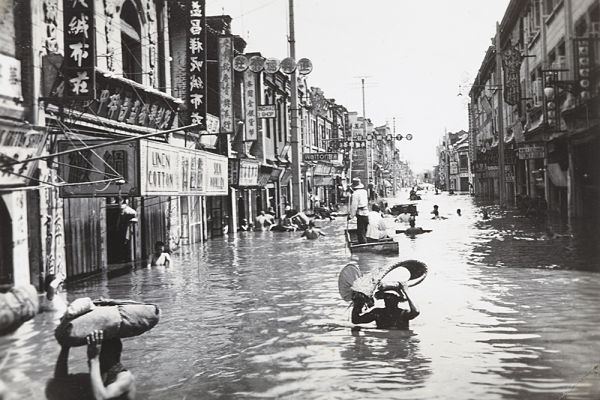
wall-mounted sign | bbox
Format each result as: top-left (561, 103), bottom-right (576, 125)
top-left (257, 104), bottom-right (276, 119)
top-left (203, 152), bottom-right (228, 195)
top-left (297, 58), bottom-right (313, 75)
top-left (187, 0), bottom-right (207, 131)
top-left (62, 0), bottom-right (95, 99)
top-left (517, 143), bottom-right (545, 159)
top-left (57, 140), bottom-right (140, 197)
top-left (248, 56), bottom-right (265, 73)
top-left (89, 72), bottom-right (179, 130)
top-left (238, 160), bottom-right (259, 187)
top-left (0, 125), bottom-right (47, 187)
top-left (244, 70), bottom-right (257, 141)
top-left (280, 57), bottom-right (296, 74)
top-left (59, 140), bottom-right (227, 197)
top-left (140, 140), bottom-right (179, 194)
top-left (303, 152), bottom-right (339, 162)
top-left (218, 36), bottom-right (234, 134)
top-left (233, 55), bottom-right (249, 72)
top-left (0, 54), bottom-right (22, 101)
top-left (264, 58), bottom-right (280, 74)
top-left (449, 161), bottom-right (458, 175)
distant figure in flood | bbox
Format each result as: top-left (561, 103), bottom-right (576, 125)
top-left (301, 221), bottom-right (326, 240)
top-left (239, 218), bottom-right (252, 231)
top-left (40, 273), bottom-right (67, 314)
top-left (400, 218), bottom-right (431, 236)
top-left (540, 225), bottom-right (572, 240)
top-left (481, 210), bottom-right (490, 220)
top-left (456, 209), bottom-right (462, 216)
top-left (255, 211), bottom-right (273, 231)
top-left (147, 241), bottom-right (171, 267)
top-left (431, 205), bottom-right (447, 220)
top-left (352, 283), bottom-right (419, 330)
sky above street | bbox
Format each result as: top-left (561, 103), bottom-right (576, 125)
top-left (206, 0), bottom-right (511, 173)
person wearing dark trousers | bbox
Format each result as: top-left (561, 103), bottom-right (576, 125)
top-left (348, 178), bottom-right (369, 244)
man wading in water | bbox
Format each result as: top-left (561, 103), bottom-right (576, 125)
top-left (351, 283), bottom-right (419, 329)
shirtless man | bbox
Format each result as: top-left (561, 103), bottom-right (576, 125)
top-left (352, 283), bottom-right (419, 329)
top-left (147, 241), bottom-right (171, 267)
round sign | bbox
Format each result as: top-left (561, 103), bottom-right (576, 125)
top-left (297, 58), bottom-right (313, 75)
top-left (233, 55), bottom-right (249, 72)
top-left (264, 58), bottom-right (280, 74)
top-left (248, 56), bottom-right (265, 73)
top-left (396, 134), bottom-right (403, 141)
top-left (366, 133), bottom-right (373, 141)
top-left (280, 57), bottom-right (297, 74)
top-left (405, 133), bottom-right (413, 141)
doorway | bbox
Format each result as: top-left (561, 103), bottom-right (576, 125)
top-left (0, 198), bottom-right (13, 285)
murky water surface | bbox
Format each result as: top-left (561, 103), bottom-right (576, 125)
top-left (2, 190), bottom-right (600, 399)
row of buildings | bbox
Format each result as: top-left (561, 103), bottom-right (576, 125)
top-left (0, 0), bottom-right (411, 288)
top-left (436, 0), bottom-right (599, 225)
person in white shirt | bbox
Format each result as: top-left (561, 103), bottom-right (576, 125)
top-left (147, 241), bottom-right (171, 267)
top-left (348, 178), bottom-right (370, 243)
top-left (366, 204), bottom-right (389, 242)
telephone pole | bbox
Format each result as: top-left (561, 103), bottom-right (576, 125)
top-left (288, 0), bottom-right (302, 211)
top-left (494, 21), bottom-right (506, 207)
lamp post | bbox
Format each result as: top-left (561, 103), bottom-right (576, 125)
top-left (288, 0), bottom-right (302, 211)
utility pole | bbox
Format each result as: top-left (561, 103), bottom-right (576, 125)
top-left (494, 21), bottom-right (506, 207)
top-left (288, 0), bottom-right (302, 211)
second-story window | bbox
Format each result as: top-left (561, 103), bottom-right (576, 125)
top-left (121, 0), bottom-right (142, 83)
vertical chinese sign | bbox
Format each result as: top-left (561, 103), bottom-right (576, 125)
top-left (62, 0), bottom-right (95, 99)
top-left (218, 37), bottom-right (234, 135)
top-left (501, 41), bottom-right (522, 107)
top-left (187, 0), bottom-right (207, 132)
top-left (244, 70), bottom-right (257, 141)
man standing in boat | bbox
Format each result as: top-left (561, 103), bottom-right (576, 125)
top-left (348, 178), bottom-right (369, 244)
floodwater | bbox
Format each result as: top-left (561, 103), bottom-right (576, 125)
top-left (1, 189), bottom-right (600, 399)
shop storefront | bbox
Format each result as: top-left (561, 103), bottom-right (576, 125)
top-left (57, 139), bottom-right (228, 278)
top-left (229, 159), bottom-right (260, 230)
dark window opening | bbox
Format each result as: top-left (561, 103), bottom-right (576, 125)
top-left (121, 0), bottom-right (142, 83)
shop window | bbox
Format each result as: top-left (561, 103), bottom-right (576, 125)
top-left (120, 0), bottom-right (143, 83)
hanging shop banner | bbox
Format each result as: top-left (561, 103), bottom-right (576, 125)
top-left (238, 160), bottom-right (259, 187)
top-left (257, 166), bottom-right (272, 187)
top-left (257, 104), bottom-right (276, 119)
top-left (303, 152), bottom-right (339, 162)
top-left (218, 36), bottom-right (234, 134)
top-left (0, 124), bottom-right (47, 187)
top-left (352, 147), bottom-right (368, 184)
top-left (57, 140), bottom-right (140, 198)
top-left (199, 113), bottom-right (219, 148)
top-left (203, 152), bottom-right (228, 195)
top-left (280, 169), bottom-right (292, 186)
top-left (62, 0), bottom-right (95, 99)
top-left (450, 161), bottom-right (458, 175)
top-left (517, 143), bottom-right (545, 160)
top-left (244, 70), bottom-right (258, 141)
top-left (502, 41), bottom-right (523, 106)
top-left (187, 0), bottom-right (207, 131)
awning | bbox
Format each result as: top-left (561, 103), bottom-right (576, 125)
top-left (0, 123), bottom-right (47, 188)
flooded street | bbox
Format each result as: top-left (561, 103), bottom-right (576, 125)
top-left (2, 190), bottom-right (600, 399)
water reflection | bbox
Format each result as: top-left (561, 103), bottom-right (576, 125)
top-left (1, 190), bottom-right (599, 399)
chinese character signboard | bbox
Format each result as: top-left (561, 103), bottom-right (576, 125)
top-left (218, 36), bottom-right (234, 134)
top-left (0, 54), bottom-right (22, 101)
top-left (187, 0), bottom-right (207, 131)
top-left (62, 0), bottom-right (95, 99)
top-left (244, 70), bottom-right (257, 141)
top-left (502, 42), bottom-right (522, 106)
top-left (57, 140), bottom-right (140, 197)
top-left (237, 160), bottom-right (259, 187)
